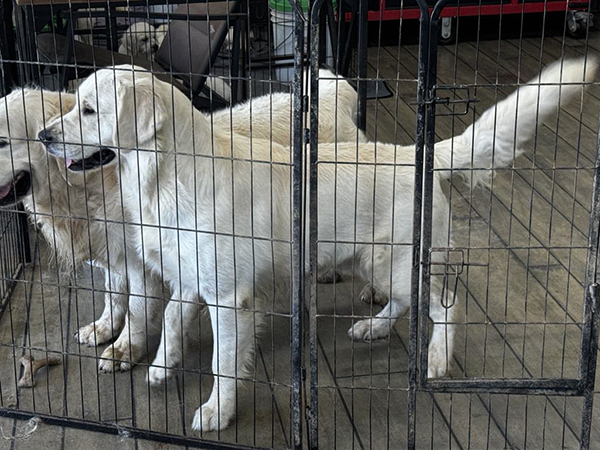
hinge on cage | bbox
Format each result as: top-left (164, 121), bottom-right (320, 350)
top-left (431, 85), bottom-right (478, 116)
top-left (589, 283), bottom-right (599, 316)
top-left (305, 406), bottom-right (316, 447)
top-left (302, 95), bottom-right (309, 113)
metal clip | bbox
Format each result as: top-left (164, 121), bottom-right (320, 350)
top-left (428, 248), bottom-right (465, 276)
top-left (431, 85), bottom-right (478, 116)
top-left (440, 273), bottom-right (459, 309)
top-left (428, 248), bottom-right (464, 309)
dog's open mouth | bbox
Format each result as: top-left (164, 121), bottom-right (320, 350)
top-left (66, 148), bottom-right (116, 171)
top-left (0, 171), bottom-right (32, 206)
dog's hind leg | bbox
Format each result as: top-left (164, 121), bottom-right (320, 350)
top-left (147, 293), bottom-right (200, 384)
top-left (358, 283), bottom-right (388, 306)
top-left (76, 267), bottom-right (127, 346)
top-left (317, 264), bottom-right (342, 283)
top-left (316, 250), bottom-right (342, 284)
top-left (347, 246), bottom-right (408, 341)
top-left (99, 265), bottom-right (165, 372)
top-left (426, 282), bottom-right (456, 378)
top-left (348, 294), bottom-right (408, 341)
top-left (192, 296), bottom-right (256, 432)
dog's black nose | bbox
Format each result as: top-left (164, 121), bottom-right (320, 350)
top-left (152, 44), bottom-right (159, 52)
top-left (38, 129), bottom-right (53, 142)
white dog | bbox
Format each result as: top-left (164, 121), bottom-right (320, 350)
top-left (0, 89), bottom-right (166, 373)
top-left (118, 21), bottom-right (160, 59)
top-left (212, 68), bottom-right (366, 146)
top-left (1, 71), bottom-right (363, 372)
top-left (41, 57), bottom-right (595, 432)
top-left (154, 24), bottom-right (169, 48)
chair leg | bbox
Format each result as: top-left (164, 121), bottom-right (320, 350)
top-left (325, 0), bottom-right (338, 68)
top-left (230, 19), bottom-right (242, 104)
top-left (240, 19), bottom-right (248, 102)
top-left (0, 0), bottom-right (18, 91)
top-left (339, 12), bottom-right (355, 76)
top-left (356, 0), bottom-right (368, 131)
top-left (25, 7), bottom-right (40, 84)
top-left (107, 10), bottom-right (119, 51)
top-left (60, 19), bottom-right (74, 90)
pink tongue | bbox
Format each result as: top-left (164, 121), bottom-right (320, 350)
top-left (0, 183), bottom-right (11, 200)
top-left (66, 158), bottom-right (73, 168)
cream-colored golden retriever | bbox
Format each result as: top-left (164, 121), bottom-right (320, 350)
top-left (39, 58), bottom-right (596, 432)
top-left (0, 70), bottom-right (364, 373)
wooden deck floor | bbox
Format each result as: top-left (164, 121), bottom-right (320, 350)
top-left (2, 26), bottom-right (600, 450)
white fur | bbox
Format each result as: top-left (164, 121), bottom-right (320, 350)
top-left (435, 57), bottom-right (598, 186)
top-left (2, 71), bottom-right (362, 374)
top-left (0, 89), bottom-right (165, 372)
top-left (40, 57), bottom-right (596, 432)
top-left (118, 21), bottom-right (159, 59)
top-left (155, 24), bottom-right (169, 48)
top-left (211, 69), bottom-right (366, 145)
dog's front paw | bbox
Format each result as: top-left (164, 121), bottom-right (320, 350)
top-left (317, 269), bottom-right (342, 284)
top-left (191, 398), bottom-right (233, 432)
top-left (76, 320), bottom-right (117, 347)
top-left (347, 318), bottom-right (391, 342)
top-left (359, 284), bottom-right (388, 306)
top-left (147, 364), bottom-right (173, 385)
top-left (98, 343), bottom-right (133, 373)
top-left (427, 346), bottom-right (450, 379)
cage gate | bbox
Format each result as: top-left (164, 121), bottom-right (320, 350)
top-left (306, 0), bottom-right (600, 448)
top-left (417, 4), bottom-right (600, 450)
top-left (307, 0), bottom-right (432, 447)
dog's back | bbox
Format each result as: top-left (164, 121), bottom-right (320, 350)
top-left (211, 69), bottom-right (366, 147)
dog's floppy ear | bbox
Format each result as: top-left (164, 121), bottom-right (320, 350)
top-left (114, 71), bottom-right (165, 149)
top-left (59, 93), bottom-right (77, 115)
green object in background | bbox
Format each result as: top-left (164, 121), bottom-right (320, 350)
top-left (269, 0), bottom-right (309, 12)
top-left (269, 0), bottom-right (336, 13)
top-left (40, 16), bottom-right (67, 33)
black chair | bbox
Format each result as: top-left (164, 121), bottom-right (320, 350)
top-left (154, 1), bottom-right (245, 109)
top-left (36, 32), bottom-right (188, 92)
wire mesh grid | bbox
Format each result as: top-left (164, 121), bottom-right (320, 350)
top-left (0, 205), bottom-right (27, 314)
top-left (0, 0), bottom-right (600, 448)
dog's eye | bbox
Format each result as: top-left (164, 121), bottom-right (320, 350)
top-left (83, 105), bottom-right (95, 115)
top-left (0, 140), bottom-right (7, 148)
top-left (141, 37), bottom-right (148, 42)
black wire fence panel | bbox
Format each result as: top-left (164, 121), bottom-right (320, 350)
top-left (0, 0), bottom-right (599, 448)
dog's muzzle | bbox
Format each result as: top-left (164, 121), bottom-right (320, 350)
top-left (62, 147), bottom-right (117, 172)
top-left (0, 171), bottom-right (32, 207)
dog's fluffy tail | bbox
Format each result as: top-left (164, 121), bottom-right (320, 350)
top-left (435, 56), bottom-right (599, 186)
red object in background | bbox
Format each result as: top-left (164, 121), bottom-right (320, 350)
top-left (350, 0), bottom-right (590, 22)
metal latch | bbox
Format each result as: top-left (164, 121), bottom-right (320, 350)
top-left (428, 248), bottom-right (465, 276)
top-left (431, 85), bottom-right (478, 116)
top-left (426, 248), bottom-right (487, 308)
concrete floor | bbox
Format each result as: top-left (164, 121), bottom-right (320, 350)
top-left (2, 23), bottom-right (600, 450)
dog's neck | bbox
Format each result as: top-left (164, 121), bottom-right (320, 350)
top-left (119, 97), bottom-right (217, 190)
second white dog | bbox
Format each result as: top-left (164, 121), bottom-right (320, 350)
top-left (40, 57), bottom-right (596, 432)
